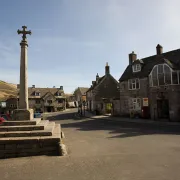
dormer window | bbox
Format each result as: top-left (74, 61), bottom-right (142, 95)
top-left (56, 92), bottom-right (61, 96)
top-left (35, 92), bottom-right (40, 96)
top-left (132, 64), bottom-right (141, 72)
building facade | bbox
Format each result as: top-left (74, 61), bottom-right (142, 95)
top-left (5, 85), bottom-right (66, 113)
top-left (118, 44), bottom-right (180, 121)
top-left (73, 87), bottom-right (89, 105)
top-left (86, 63), bottom-right (119, 115)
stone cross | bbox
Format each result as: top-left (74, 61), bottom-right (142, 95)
top-left (17, 26), bottom-right (32, 41)
top-left (17, 26), bottom-right (31, 110)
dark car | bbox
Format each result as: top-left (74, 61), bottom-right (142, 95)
top-left (34, 112), bottom-right (43, 119)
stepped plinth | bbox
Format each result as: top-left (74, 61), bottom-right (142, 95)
top-left (0, 118), bottom-right (66, 158)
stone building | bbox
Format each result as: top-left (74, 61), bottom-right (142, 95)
top-left (6, 85), bottom-right (66, 113)
top-left (119, 44), bottom-right (180, 121)
top-left (73, 87), bottom-right (89, 105)
top-left (65, 94), bottom-right (77, 108)
top-left (86, 63), bottom-right (119, 115)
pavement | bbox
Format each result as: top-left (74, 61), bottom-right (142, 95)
top-left (84, 110), bottom-right (180, 126)
top-left (0, 108), bottom-right (180, 180)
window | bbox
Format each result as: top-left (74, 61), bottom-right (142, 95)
top-left (36, 100), bottom-right (41, 104)
top-left (56, 92), bottom-right (61, 96)
top-left (149, 64), bottom-right (179, 87)
top-left (132, 64), bottom-right (141, 72)
top-left (164, 65), bottom-right (171, 84)
top-left (128, 79), bottom-right (140, 90)
top-left (47, 100), bottom-right (52, 104)
top-left (131, 98), bottom-right (141, 110)
top-left (35, 92), bottom-right (40, 96)
top-left (172, 71), bottom-right (179, 84)
top-left (58, 99), bottom-right (63, 103)
top-left (158, 64), bottom-right (164, 85)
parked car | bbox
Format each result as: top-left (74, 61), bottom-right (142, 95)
top-left (34, 112), bottom-right (43, 119)
top-left (0, 116), bottom-right (6, 124)
top-left (0, 114), bottom-right (11, 121)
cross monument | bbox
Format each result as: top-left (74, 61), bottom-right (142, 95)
top-left (13, 26), bottom-right (34, 120)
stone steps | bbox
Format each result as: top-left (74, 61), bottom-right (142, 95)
top-left (0, 120), bottom-right (50, 132)
top-left (0, 119), bottom-right (65, 159)
top-left (0, 122), bottom-right (56, 138)
top-left (1, 119), bottom-right (41, 126)
top-left (0, 135), bottom-right (61, 158)
top-left (0, 125), bottom-right (44, 132)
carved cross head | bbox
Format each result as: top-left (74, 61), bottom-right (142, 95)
top-left (17, 26), bottom-right (32, 41)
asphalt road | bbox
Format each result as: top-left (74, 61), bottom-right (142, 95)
top-left (1, 109), bottom-right (180, 180)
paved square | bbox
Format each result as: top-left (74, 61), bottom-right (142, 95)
top-left (0, 109), bottom-right (180, 180)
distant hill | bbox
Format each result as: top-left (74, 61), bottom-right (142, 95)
top-left (0, 81), bottom-right (17, 101)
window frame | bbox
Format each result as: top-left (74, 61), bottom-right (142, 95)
top-left (130, 98), bottom-right (141, 110)
top-left (128, 78), bottom-right (140, 90)
top-left (35, 100), bottom-right (41, 104)
top-left (149, 63), bottom-right (180, 87)
top-left (132, 64), bottom-right (141, 72)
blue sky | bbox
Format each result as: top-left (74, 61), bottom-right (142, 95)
top-left (0, 0), bottom-right (180, 93)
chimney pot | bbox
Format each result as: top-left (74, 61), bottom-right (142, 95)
top-left (129, 51), bottom-right (137, 65)
top-left (105, 62), bottom-right (110, 75)
top-left (156, 44), bottom-right (163, 55)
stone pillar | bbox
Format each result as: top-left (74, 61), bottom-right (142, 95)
top-left (19, 40), bottom-right (29, 109)
top-left (13, 26), bottom-right (34, 120)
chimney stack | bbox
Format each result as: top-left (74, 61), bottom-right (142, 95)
top-left (96, 73), bottom-right (99, 83)
top-left (105, 62), bottom-right (110, 75)
top-left (156, 44), bottom-right (163, 55)
top-left (92, 81), bottom-right (96, 86)
top-left (129, 51), bottom-right (137, 65)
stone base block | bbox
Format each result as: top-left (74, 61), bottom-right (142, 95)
top-left (13, 109), bottom-right (34, 121)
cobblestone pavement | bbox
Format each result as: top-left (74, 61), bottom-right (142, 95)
top-left (0, 109), bottom-right (180, 180)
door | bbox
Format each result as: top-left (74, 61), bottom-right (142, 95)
top-left (157, 99), bottom-right (169, 119)
top-left (105, 103), bottom-right (112, 114)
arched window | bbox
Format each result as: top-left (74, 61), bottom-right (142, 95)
top-left (164, 64), bottom-right (171, 84)
top-left (152, 66), bottom-right (158, 86)
top-left (149, 64), bottom-right (178, 87)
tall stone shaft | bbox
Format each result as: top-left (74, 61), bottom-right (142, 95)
top-left (19, 40), bottom-right (29, 109)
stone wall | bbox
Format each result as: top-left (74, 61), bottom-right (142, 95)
top-left (119, 78), bottom-right (149, 117)
top-left (0, 137), bottom-right (61, 159)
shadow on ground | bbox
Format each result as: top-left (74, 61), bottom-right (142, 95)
top-left (61, 117), bottom-right (180, 138)
top-left (43, 112), bottom-right (83, 121)
top-left (43, 111), bottom-right (180, 138)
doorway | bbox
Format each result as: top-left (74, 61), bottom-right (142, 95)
top-left (157, 99), bottom-right (169, 119)
top-left (46, 106), bottom-right (54, 112)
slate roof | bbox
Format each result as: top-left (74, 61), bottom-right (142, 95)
top-left (86, 76), bottom-right (105, 93)
top-left (18, 87), bottom-right (65, 98)
top-left (78, 87), bottom-right (89, 95)
top-left (119, 48), bottom-right (180, 82)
